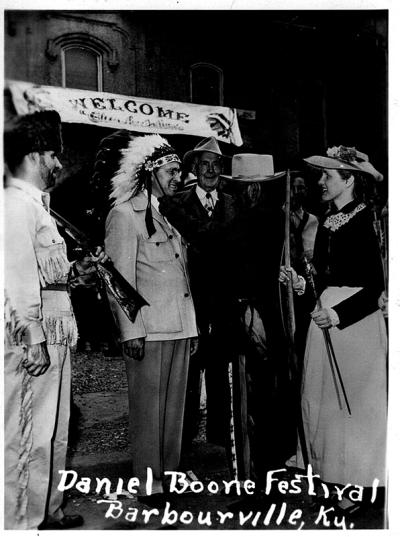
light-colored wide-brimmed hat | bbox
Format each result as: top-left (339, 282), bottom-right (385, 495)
top-left (221, 153), bottom-right (285, 182)
top-left (304, 145), bottom-right (383, 181)
top-left (183, 136), bottom-right (228, 167)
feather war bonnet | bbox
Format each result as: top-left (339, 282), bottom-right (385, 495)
top-left (110, 134), bottom-right (180, 206)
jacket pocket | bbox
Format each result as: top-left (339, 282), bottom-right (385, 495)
top-left (143, 297), bottom-right (183, 334)
top-left (140, 233), bottom-right (173, 263)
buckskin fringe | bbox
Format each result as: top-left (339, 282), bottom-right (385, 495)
top-left (15, 365), bottom-right (33, 522)
top-left (36, 248), bottom-right (70, 286)
top-left (42, 314), bottom-right (78, 347)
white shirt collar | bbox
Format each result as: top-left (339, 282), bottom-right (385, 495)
top-left (195, 185), bottom-right (218, 202)
top-left (151, 194), bottom-right (160, 213)
top-left (7, 177), bottom-right (45, 204)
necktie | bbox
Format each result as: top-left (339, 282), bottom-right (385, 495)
top-left (204, 192), bottom-right (214, 217)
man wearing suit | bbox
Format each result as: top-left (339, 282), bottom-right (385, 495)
top-left (159, 137), bottom-right (237, 449)
top-left (104, 135), bottom-right (198, 502)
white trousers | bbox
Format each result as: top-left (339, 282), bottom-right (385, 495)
top-left (4, 342), bottom-right (71, 530)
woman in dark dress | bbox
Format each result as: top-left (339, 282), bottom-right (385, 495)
top-left (281, 146), bottom-right (387, 517)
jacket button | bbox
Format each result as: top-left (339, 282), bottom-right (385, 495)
top-left (169, 235), bottom-right (173, 239)
top-left (175, 253), bottom-right (179, 258)
top-left (184, 293), bottom-right (189, 297)
top-left (156, 242), bottom-right (160, 246)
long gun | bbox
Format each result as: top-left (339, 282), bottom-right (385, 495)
top-left (50, 208), bottom-right (149, 324)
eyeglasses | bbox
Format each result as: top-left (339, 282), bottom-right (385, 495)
top-left (166, 167), bottom-right (181, 178)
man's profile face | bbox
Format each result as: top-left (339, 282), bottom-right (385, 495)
top-left (38, 150), bottom-right (62, 191)
top-left (194, 151), bottom-right (222, 192)
top-left (152, 161), bottom-right (181, 197)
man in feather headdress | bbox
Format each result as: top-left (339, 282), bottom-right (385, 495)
top-left (103, 133), bottom-right (198, 503)
top-left (3, 111), bottom-right (89, 530)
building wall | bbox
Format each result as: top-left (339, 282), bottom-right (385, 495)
top-left (4, 10), bottom-right (388, 221)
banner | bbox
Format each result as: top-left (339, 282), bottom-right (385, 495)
top-left (7, 80), bottom-right (243, 146)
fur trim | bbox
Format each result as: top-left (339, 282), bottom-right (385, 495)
top-left (4, 111), bottom-right (63, 165)
top-left (110, 134), bottom-right (174, 206)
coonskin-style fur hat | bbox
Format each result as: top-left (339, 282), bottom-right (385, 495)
top-left (4, 110), bottom-right (63, 171)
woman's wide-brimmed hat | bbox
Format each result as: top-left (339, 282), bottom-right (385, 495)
top-left (182, 136), bottom-right (229, 167)
top-left (221, 153), bottom-right (285, 182)
top-left (304, 145), bottom-right (383, 181)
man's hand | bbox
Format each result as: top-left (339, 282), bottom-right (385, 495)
top-left (123, 338), bottom-right (145, 360)
top-left (22, 342), bottom-right (50, 376)
top-left (279, 266), bottom-right (305, 293)
top-left (90, 246), bottom-right (108, 264)
top-left (190, 337), bottom-right (199, 356)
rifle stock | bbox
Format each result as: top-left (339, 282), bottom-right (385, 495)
top-left (50, 209), bottom-right (149, 324)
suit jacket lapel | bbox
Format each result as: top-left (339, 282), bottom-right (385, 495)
top-left (186, 186), bottom-right (209, 218)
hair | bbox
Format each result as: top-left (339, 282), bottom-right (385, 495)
top-left (337, 169), bottom-right (371, 204)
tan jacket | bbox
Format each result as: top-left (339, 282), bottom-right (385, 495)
top-left (105, 192), bottom-right (198, 342)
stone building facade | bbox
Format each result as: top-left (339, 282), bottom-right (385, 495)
top-left (4, 10), bottom-right (388, 222)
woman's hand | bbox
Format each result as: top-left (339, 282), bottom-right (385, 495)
top-left (311, 307), bottom-right (339, 329)
top-left (378, 291), bottom-right (388, 318)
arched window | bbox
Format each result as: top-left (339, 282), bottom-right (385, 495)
top-left (61, 45), bottom-right (103, 91)
top-left (190, 63), bottom-right (223, 106)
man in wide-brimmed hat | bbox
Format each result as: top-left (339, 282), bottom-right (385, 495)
top-left (103, 134), bottom-right (198, 502)
top-left (4, 111), bottom-right (91, 530)
top-left (159, 136), bottom-right (237, 451)
top-left (220, 153), bottom-right (299, 481)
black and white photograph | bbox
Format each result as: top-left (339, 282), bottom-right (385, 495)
top-left (3, 1), bottom-right (397, 532)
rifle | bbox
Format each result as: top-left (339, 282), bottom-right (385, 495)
top-left (50, 208), bottom-right (149, 324)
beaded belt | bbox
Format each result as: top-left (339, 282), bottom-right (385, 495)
top-left (43, 283), bottom-right (69, 292)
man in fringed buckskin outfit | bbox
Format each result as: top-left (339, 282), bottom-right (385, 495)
top-left (3, 111), bottom-right (86, 530)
